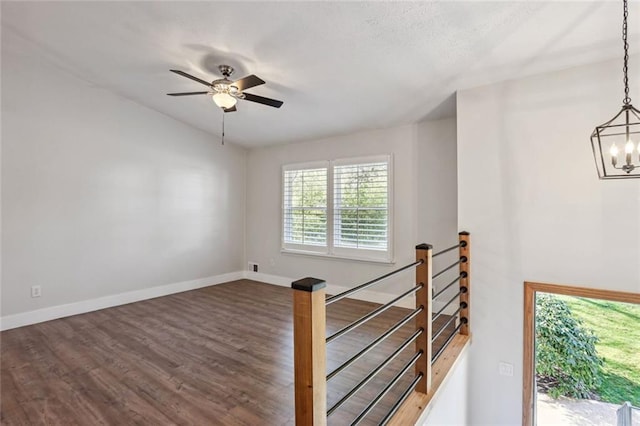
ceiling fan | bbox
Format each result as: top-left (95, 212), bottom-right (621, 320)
top-left (167, 65), bottom-right (283, 112)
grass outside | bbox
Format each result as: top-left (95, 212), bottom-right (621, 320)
top-left (558, 295), bottom-right (640, 406)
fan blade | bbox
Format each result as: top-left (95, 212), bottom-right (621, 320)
top-left (242, 92), bottom-right (283, 108)
top-left (223, 105), bottom-right (237, 113)
top-left (167, 91), bottom-right (209, 96)
top-left (231, 74), bottom-right (265, 92)
top-left (170, 70), bottom-right (212, 87)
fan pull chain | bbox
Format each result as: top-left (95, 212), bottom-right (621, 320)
top-left (221, 112), bottom-right (225, 145)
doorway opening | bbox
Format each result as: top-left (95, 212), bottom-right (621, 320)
top-left (523, 282), bottom-right (640, 426)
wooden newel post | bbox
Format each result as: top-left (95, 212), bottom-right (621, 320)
top-left (459, 232), bottom-right (471, 336)
top-left (415, 244), bottom-right (433, 394)
top-left (292, 277), bottom-right (327, 426)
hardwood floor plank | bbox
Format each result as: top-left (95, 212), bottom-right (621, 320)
top-left (1, 280), bottom-right (457, 425)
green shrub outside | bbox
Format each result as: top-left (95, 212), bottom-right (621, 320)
top-left (535, 293), bottom-right (603, 399)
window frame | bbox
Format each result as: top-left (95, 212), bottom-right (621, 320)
top-left (522, 282), bottom-right (640, 426)
top-left (281, 155), bottom-right (393, 264)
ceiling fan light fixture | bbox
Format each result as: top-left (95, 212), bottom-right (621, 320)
top-left (212, 92), bottom-right (237, 109)
top-left (168, 65), bottom-right (282, 112)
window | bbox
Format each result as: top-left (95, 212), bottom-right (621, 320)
top-left (522, 282), bottom-right (640, 426)
top-left (282, 164), bottom-right (328, 252)
top-left (282, 156), bottom-right (392, 262)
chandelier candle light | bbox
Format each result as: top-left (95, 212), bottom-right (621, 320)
top-left (591, 0), bottom-right (640, 179)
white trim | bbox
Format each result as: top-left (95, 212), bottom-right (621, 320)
top-left (244, 271), bottom-right (293, 287)
top-left (281, 248), bottom-right (395, 265)
top-left (282, 243), bottom-right (327, 254)
top-left (333, 154), bottom-right (391, 167)
top-left (244, 270), bottom-right (414, 309)
top-left (0, 271), bottom-right (244, 331)
top-left (327, 162), bottom-right (335, 255)
top-left (282, 160), bottom-right (330, 172)
top-left (1, 270), bottom-right (423, 331)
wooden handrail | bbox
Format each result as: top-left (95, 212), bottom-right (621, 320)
top-left (292, 277), bottom-right (327, 426)
top-left (459, 232), bottom-right (470, 335)
top-left (414, 243), bottom-right (433, 394)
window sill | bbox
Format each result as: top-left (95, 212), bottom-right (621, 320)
top-left (280, 248), bottom-right (395, 265)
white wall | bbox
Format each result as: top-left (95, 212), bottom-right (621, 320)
top-left (418, 346), bottom-right (470, 426)
top-left (245, 119), bottom-right (458, 300)
top-left (1, 24), bottom-right (458, 326)
top-left (1, 30), bottom-right (246, 321)
top-left (458, 58), bottom-right (640, 425)
top-left (417, 118), bottom-right (460, 280)
top-left (417, 118), bottom-right (458, 245)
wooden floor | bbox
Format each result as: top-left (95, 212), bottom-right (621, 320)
top-left (1, 280), bottom-right (454, 425)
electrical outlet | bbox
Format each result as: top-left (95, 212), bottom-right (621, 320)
top-left (499, 362), bottom-right (514, 377)
top-left (31, 285), bottom-right (42, 298)
top-left (248, 262), bottom-right (258, 273)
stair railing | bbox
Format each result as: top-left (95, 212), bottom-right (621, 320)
top-left (291, 231), bottom-right (471, 425)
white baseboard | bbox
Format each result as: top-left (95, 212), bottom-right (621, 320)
top-left (244, 271), bottom-right (415, 309)
top-left (0, 271), bottom-right (244, 331)
top-left (243, 271), bottom-right (292, 287)
top-left (1, 270), bottom-right (444, 331)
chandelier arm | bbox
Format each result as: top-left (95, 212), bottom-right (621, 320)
top-left (596, 107), bottom-right (627, 129)
top-left (595, 128), bottom-right (609, 175)
top-left (611, 165), bottom-right (631, 171)
top-left (595, 129), bottom-right (640, 137)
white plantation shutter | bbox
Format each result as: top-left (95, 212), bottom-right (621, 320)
top-left (283, 165), bottom-right (328, 249)
top-left (282, 156), bottom-right (392, 262)
top-left (333, 160), bottom-right (389, 252)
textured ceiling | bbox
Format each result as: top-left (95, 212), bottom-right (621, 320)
top-left (2, 1), bottom-right (639, 147)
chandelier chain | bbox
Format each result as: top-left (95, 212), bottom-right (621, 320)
top-left (623, 0), bottom-right (631, 105)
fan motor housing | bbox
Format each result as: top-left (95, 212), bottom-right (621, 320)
top-left (218, 65), bottom-right (234, 78)
top-left (212, 78), bottom-right (239, 94)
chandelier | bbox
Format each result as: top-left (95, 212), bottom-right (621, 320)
top-left (591, 0), bottom-right (640, 179)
